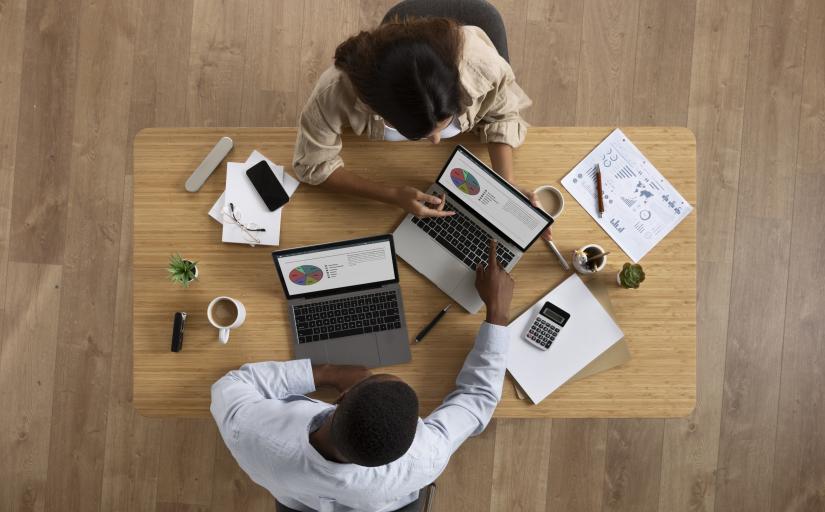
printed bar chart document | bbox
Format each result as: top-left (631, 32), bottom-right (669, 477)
top-left (561, 129), bottom-right (693, 262)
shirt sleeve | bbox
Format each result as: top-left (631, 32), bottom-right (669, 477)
top-left (422, 322), bottom-right (510, 455)
top-left (473, 62), bottom-right (532, 148)
top-left (210, 359), bottom-right (316, 437)
top-left (292, 94), bottom-right (346, 185)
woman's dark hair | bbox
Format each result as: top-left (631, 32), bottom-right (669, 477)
top-left (331, 378), bottom-right (419, 467)
top-left (334, 17), bottom-right (466, 140)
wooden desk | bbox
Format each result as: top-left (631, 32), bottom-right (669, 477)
top-left (133, 128), bottom-right (696, 417)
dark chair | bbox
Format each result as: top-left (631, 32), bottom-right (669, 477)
top-left (381, 0), bottom-right (510, 62)
top-left (275, 482), bottom-right (436, 512)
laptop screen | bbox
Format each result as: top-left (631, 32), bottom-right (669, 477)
top-left (437, 146), bottom-right (552, 250)
top-left (274, 236), bottom-right (397, 299)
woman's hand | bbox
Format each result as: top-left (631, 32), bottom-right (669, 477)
top-left (519, 187), bottom-right (553, 242)
top-left (393, 186), bottom-right (455, 218)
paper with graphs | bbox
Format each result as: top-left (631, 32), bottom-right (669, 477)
top-left (561, 129), bottom-right (692, 262)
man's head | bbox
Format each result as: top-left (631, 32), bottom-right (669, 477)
top-left (330, 374), bottom-right (419, 467)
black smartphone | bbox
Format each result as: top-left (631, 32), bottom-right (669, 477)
top-left (245, 161), bottom-right (290, 211)
top-left (171, 312), bottom-right (186, 352)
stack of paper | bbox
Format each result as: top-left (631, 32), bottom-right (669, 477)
top-left (208, 151), bottom-right (300, 246)
top-left (561, 129), bottom-right (693, 262)
top-left (506, 274), bottom-right (624, 404)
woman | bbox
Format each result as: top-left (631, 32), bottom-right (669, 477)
top-left (292, 15), bottom-right (532, 218)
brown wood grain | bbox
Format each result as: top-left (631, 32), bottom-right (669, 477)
top-left (490, 419), bottom-right (553, 511)
top-left (431, 423), bottom-right (497, 512)
top-left (132, 127), bottom-right (697, 418)
top-left (714, 0), bottom-right (811, 510)
top-left (0, 263), bottom-right (62, 512)
top-left (769, 1), bottom-right (825, 510)
top-left (575, 0), bottom-right (640, 124)
top-left (8, 0), bottom-right (82, 264)
top-left (43, 1), bottom-right (138, 510)
top-left (658, 0), bottom-right (755, 509)
top-left (545, 419), bottom-right (608, 512)
top-left (520, 0), bottom-right (584, 125)
top-left (602, 419), bottom-right (665, 512)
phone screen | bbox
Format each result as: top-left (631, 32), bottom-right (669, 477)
top-left (246, 161), bottom-right (290, 211)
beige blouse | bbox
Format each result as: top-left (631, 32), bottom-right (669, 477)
top-left (292, 26), bottom-right (532, 185)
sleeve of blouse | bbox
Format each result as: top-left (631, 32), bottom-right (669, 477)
top-left (473, 61), bottom-right (532, 149)
top-left (292, 90), bottom-right (346, 185)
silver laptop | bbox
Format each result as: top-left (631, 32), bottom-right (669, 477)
top-left (393, 145), bottom-right (553, 313)
top-left (272, 235), bottom-right (411, 367)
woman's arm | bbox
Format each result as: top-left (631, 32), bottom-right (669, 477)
top-left (320, 168), bottom-right (454, 218)
top-left (487, 142), bottom-right (514, 182)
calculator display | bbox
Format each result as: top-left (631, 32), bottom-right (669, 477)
top-left (540, 303), bottom-right (569, 326)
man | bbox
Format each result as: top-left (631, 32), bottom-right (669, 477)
top-left (211, 240), bottom-right (514, 511)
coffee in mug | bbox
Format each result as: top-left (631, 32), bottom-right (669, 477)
top-left (207, 296), bottom-right (246, 344)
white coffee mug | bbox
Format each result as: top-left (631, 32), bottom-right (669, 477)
top-left (207, 296), bottom-right (246, 344)
top-left (533, 185), bottom-right (565, 218)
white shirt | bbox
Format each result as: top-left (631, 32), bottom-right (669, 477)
top-left (383, 116), bottom-right (463, 141)
top-left (210, 322), bottom-right (509, 512)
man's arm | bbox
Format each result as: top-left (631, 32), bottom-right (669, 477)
top-left (210, 360), bottom-right (316, 436)
top-left (422, 240), bottom-right (515, 454)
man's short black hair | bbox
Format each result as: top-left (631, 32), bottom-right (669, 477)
top-left (331, 378), bottom-right (419, 467)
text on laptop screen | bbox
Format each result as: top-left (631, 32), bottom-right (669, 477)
top-left (437, 149), bottom-right (548, 248)
top-left (277, 240), bottom-right (395, 297)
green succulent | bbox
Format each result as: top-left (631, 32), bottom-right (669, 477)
top-left (618, 262), bottom-right (645, 289)
top-left (168, 253), bottom-right (198, 288)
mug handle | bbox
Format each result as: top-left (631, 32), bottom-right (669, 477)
top-left (219, 328), bottom-right (230, 344)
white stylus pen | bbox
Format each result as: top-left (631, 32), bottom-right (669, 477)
top-left (545, 239), bottom-right (571, 271)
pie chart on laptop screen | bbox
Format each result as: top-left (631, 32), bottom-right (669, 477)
top-left (289, 265), bottom-right (324, 286)
top-left (450, 167), bottom-right (481, 195)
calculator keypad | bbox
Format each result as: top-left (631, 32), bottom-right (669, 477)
top-left (525, 317), bottom-right (561, 350)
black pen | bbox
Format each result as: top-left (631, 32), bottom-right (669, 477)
top-left (415, 304), bottom-right (451, 343)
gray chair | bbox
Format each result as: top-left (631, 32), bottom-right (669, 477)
top-left (275, 483), bottom-right (436, 512)
top-left (382, 0), bottom-right (510, 62)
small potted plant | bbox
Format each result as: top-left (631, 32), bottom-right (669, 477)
top-left (168, 254), bottom-right (199, 288)
top-left (617, 262), bottom-right (645, 289)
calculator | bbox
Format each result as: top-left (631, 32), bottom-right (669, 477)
top-left (523, 301), bottom-right (571, 350)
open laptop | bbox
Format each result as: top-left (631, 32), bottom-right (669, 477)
top-left (393, 145), bottom-right (553, 313)
top-left (272, 234), bottom-right (411, 368)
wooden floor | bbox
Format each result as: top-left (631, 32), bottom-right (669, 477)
top-left (0, 0), bottom-right (822, 511)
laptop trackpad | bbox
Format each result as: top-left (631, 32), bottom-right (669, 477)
top-left (326, 334), bottom-right (381, 368)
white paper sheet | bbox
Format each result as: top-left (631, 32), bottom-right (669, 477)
top-left (561, 129), bottom-right (693, 262)
top-left (208, 151), bottom-right (300, 246)
top-left (506, 274), bottom-right (624, 404)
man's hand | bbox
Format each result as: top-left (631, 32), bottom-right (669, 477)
top-left (393, 186), bottom-right (455, 218)
top-left (475, 239), bottom-right (515, 325)
top-left (312, 364), bottom-right (372, 393)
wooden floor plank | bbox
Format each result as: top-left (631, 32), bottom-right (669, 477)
top-left (575, 0), bottom-right (641, 124)
top-left (0, 0), bottom-right (27, 313)
top-left (210, 440), bottom-right (278, 512)
top-left (601, 419), bottom-right (664, 512)
top-left (658, 0), bottom-right (754, 509)
top-left (0, 263), bottom-right (62, 512)
top-left (545, 420), bottom-right (608, 512)
top-left (186, 0), bottom-right (250, 127)
top-left (490, 420), bottom-right (553, 512)
top-left (43, 1), bottom-right (138, 510)
top-left (770, 2), bottom-right (825, 509)
top-left (239, 0), bottom-right (304, 127)
top-left (8, 0), bottom-right (82, 265)
top-left (125, 0), bottom-right (194, 173)
top-left (630, 0), bottom-right (696, 125)
top-left (713, 0), bottom-right (811, 510)
top-left (155, 420), bottom-right (218, 508)
top-left (520, 0), bottom-right (584, 125)
top-left (432, 423), bottom-right (497, 512)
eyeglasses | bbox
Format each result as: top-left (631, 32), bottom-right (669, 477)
top-left (222, 202), bottom-right (265, 246)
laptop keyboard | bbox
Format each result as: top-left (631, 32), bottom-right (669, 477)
top-left (293, 290), bottom-right (401, 344)
top-left (410, 202), bottom-right (516, 270)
